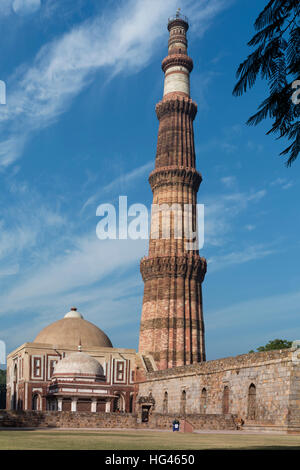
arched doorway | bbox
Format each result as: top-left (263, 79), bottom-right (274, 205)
top-left (248, 384), bottom-right (256, 420)
top-left (32, 394), bottom-right (40, 411)
top-left (180, 390), bottom-right (186, 416)
top-left (200, 388), bottom-right (207, 414)
top-left (163, 391), bottom-right (168, 414)
top-left (222, 386), bottom-right (229, 414)
top-left (138, 393), bottom-right (155, 423)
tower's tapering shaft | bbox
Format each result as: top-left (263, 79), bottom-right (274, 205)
top-left (138, 13), bottom-right (207, 370)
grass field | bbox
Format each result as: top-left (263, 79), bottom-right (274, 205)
top-left (0, 429), bottom-right (300, 450)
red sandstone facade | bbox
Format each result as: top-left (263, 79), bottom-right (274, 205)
top-left (6, 309), bottom-right (136, 413)
top-left (139, 14), bottom-right (207, 370)
top-left (6, 344), bottom-right (135, 413)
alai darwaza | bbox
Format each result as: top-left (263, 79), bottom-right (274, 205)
top-left (6, 307), bottom-right (138, 413)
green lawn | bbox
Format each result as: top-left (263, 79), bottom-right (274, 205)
top-left (0, 430), bottom-right (300, 450)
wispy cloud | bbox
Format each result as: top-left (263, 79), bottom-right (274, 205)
top-left (0, 137), bottom-right (27, 167)
top-left (0, 264), bottom-right (19, 276)
top-left (12, 0), bottom-right (41, 15)
top-left (206, 288), bottom-right (300, 359)
top-left (221, 176), bottom-right (236, 188)
top-left (0, 234), bottom-right (147, 317)
top-left (0, 206), bottom-right (65, 262)
top-left (41, 0), bottom-right (86, 21)
top-left (270, 177), bottom-right (295, 190)
top-left (0, 234), bottom-right (146, 353)
top-left (0, 175), bottom-right (67, 282)
top-left (244, 224), bottom-right (256, 231)
top-left (0, 0), bottom-right (13, 17)
top-left (207, 289), bottom-right (300, 335)
top-left (196, 124), bottom-right (247, 156)
top-left (192, 71), bottom-right (220, 109)
top-left (1, 272), bottom-right (143, 351)
top-left (203, 189), bottom-right (267, 246)
top-left (81, 161), bottom-right (153, 214)
top-left (208, 243), bottom-right (276, 273)
top-left (0, 0), bottom-right (231, 167)
top-left (185, 0), bottom-right (235, 37)
top-left (0, 0), bottom-right (41, 17)
top-left (221, 142), bottom-right (238, 154)
top-left (246, 140), bottom-right (263, 153)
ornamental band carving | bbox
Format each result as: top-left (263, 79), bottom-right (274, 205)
top-left (155, 97), bottom-right (197, 120)
top-left (149, 166), bottom-right (202, 192)
top-left (161, 54), bottom-right (193, 73)
top-left (140, 255), bottom-right (207, 282)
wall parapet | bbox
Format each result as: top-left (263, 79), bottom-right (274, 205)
top-left (137, 349), bottom-right (293, 382)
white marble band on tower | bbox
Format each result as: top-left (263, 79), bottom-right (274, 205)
top-left (163, 65), bottom-right (190, 96)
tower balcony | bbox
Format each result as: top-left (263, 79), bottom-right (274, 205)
top-left (168, 11), bottom-right (189, 31)
top-left (161, 54), bottom-right (193, 74)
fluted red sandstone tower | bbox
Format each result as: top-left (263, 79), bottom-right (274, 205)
top-left (139, 12), bottom-right (207, 370)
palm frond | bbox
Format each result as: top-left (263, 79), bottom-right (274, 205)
top-left (247, 93), bottom-right (281, 126)
top-left (269, 54), bottom-right (287, 94)
top-left (233, 0), bottom-right (300, 164)
top-left (254, 0), bottom-right (286, 30)
top-left (233, 46), bottom-right (264, 96)
top-left (286, 27), bottom-right (300, 75)
top-left (249, 17), bottom-right (287, 46)
top-left (280, 122), bottom-right (300, 166)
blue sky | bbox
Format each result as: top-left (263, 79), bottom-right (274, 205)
top-left (0, 0), bottom-right (299, 361)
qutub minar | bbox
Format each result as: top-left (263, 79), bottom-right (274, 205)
top-left (4, 12), bottom-right (300, 434)
top-left (139, 13), bottom-right (207, 370)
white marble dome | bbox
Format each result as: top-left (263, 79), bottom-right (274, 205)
top-left (53, 352), bottom-right (104, 377)
top-left (64, 307), bottom-right (83, 319)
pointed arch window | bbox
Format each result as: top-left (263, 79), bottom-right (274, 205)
top-left (200, 388), bottom-right (207, 414)
top-left (222, 386), bottom-right (230, 414)
top-left (180, 390), bottom-right (186, 415)
top-left (163, 391), bottom-right (168, 414)
top-left (248, 384), bottom-right (256, 420)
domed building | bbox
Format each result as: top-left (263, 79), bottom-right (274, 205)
top-left (34, 309), bottom-right (113, 349)
top-left (46, 352), bottom-right (117, 412)
top-left (6, 308), bottom-right (138, 413)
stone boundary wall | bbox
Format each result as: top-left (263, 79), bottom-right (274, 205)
top-left (0, 410), bottom-right (237, 431)
top-left (0, 411), bottom-right (137, 428)
top-left (137, 349), bottom-right (300, 427)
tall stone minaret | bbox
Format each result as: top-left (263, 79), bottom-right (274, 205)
top-left (138, 11), bottom-right (207, 370)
